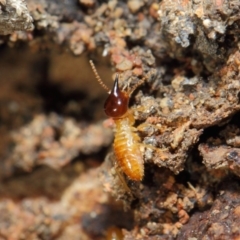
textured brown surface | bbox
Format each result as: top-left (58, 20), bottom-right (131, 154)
top-left (0, 0), bottom-right (33, 35)
top-left (178, 179), bottom-right (240, 240)
top-left (0, 0), bottom-right (240, 239)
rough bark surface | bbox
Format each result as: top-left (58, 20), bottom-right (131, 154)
top-left (0, 0), bottom-right (240, 239)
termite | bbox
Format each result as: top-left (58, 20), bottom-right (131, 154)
top-left (89, 60), bottom-right (146, 181)
top-left (106, 226), bottom-right (123, 240)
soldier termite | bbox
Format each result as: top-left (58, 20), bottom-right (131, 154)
top-left (89, 60), bottom-right (146, 181)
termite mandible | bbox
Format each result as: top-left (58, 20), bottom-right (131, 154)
top-left (89, 60), bottom-right (147, 181)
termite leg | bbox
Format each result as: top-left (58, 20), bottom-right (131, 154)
top-left (137, 122), bottom-right (163, 134)
top-left (114, 163), bottom-right (132, 193)
top-left (139, 143), bottom-right (169, 161)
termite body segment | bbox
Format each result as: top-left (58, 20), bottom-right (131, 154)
top-left (90, 60), bottom-right (145, 181)
top-left (113, 112), bottom-right (144, 181)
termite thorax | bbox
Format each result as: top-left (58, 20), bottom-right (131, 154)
top-left (104, 75), bottom-right (129, 119)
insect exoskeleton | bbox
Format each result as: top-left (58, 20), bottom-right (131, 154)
top-left (89, 60), bottom-right (146, 181)
top-left (106, 226), bottom-right (123, 240)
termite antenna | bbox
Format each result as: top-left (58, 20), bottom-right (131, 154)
top-left (89, 60), bottom-right (110, 93)
top-left (129, 77), bottom-right (147, 96)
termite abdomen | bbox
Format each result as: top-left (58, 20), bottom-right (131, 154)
top-left (104, 75), bottom-right (129, 118)
top-left (114, 117), bottom-right (144, 181)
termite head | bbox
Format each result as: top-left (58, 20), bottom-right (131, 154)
top-left (89, 60), bottom-right (146, 119)
top-left (104, 75), bottom-right (129, 118)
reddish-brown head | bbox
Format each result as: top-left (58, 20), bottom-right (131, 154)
top-left (89, 60), bottom-right (146, 119)
top-left (104, 75), bottom-right (129, 118)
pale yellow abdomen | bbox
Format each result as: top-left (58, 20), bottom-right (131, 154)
top-left (113, 115), bottom-right (144, 181)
